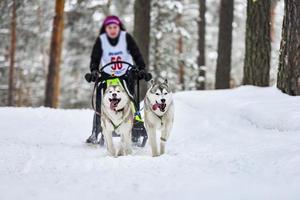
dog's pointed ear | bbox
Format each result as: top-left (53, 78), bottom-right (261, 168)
top-left (147, 79), bottom-right (154, 89)
top-left (150, 79), bottom-right (155, 86)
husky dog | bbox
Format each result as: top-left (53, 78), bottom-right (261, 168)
top-left (144, 79), bottom-right (174, 157)
top-left (101, 83), bottom-right (134, 157)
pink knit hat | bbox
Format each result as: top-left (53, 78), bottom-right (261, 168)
top-left (103, 15), bottom-right (121, 26)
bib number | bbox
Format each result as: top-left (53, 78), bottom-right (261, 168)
top-left (111, 56), bottom-right (123, 70)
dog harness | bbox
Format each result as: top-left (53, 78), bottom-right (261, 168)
top-left (105, 77), bottom-right (142, 121)
top-left (145, 96), bottom-right (168, 142)
top-left (102, 77), bottom-right (140, 130)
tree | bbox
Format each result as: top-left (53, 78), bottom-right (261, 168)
top-left (133, 0), bottom-right (151, 99)
top-left (215, 0), bottom-right (234, 89)
top-left (8, 0), bottom-right (16, 106)
top-left (196, 0), bottom-right (206, 90)
top-left (147, 0), bottom-right (196, 91)
top-left (45, 0), bottom-right (65, 108)
top-left (150, 0), bottom-right (184, 91)
top-left (243, 0), bottom-right (271, 86)
top-left (176, 10), bottom-right (185, 90)
top-left (277, 0), bottom-right (300, 95)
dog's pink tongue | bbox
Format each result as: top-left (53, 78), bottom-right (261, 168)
top-left (152, 103), bottom-right (159, 111)
top-left (110, 101), bottom-right (116, 110)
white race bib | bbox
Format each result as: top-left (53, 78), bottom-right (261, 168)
top-left (100, 31), bottom-right (133, 76)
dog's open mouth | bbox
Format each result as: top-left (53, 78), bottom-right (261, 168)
top-left (153, 101), bottom-right (166, 112)
top-left (109, 98), bottom-right (121, 110)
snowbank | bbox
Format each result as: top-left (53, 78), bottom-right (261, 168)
top-left (0, 86), bottom-right (299, 200)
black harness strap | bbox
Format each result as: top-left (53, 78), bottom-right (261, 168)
top-left (91, 77), bottom-right (101, 116)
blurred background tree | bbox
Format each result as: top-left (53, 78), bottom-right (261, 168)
top-left (243, 0), bottom-right (271, 86)
top-left (45, 0), bottom-right (65, 108)
top-left (215, 0), bottom-right (234, 89)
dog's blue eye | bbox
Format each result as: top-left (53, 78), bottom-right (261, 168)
top-left (109, 91), bottom-right (112, 93)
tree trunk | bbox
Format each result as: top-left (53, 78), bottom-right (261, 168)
top-left (176, 12), bottom-right (185, 90)
top-left (277, 0), bottom-right (300, 95)
top-left (196, 0), bottom-right (206, 90)
top-left (152, 1), bottom-right (162, 82)
top-left (8, 0), bottom-right (16, 106)
top-left (178, 28), bottom-right (185, 90)
top-left (45, 0), bottom-right (65, 108)
top-left (215, 0), bottom-right (234, 89)
top-left (243, 0), bottom-right (271, 86)
top-left (133, 0), bottom-right (151, 100)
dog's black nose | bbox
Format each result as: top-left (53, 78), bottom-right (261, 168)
top-left (112, 93), bottom-right (117, 97)
top-left (161, 99), bottom-right (166, 103)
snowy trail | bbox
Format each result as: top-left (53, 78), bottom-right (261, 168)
top-left (0, 86), bottom-right (300, 200)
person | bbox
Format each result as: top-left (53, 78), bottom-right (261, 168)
top-left (86, 15), bottom-right (151, 144)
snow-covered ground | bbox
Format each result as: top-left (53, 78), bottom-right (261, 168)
top-left (0, 86), bottom-right (300, 200)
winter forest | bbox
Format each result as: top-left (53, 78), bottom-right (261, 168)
top-left (1, 0), bottom-right (300, 199)
top-left (1, 0), bottom-right (299, 108)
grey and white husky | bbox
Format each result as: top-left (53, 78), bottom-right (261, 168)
top-left (144, 79), bottom-right (174, 157)
top-left (101, 84), bottom-right (134, 157)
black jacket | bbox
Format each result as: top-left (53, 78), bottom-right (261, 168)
top-left (89, 32), bottom-right (146, 72)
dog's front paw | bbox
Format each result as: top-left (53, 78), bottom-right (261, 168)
top-left (160, 142), bottom-right (166, 155)
top-left (117, 148), bottom-right (124, 156)
top-left (117, 148), bottom-right (132, 156)
top-left (125, 148), bottom-right (132, 155)
top-left (108, 149), bottom-right (117, 157)
top-left (152, 154), bottom-right (159, 157)
top-left (152, 152), bottom-right (160, 157)
top-left (151, 149), bottom-right (159, 157)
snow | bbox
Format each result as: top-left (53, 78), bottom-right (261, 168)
top-left (197, 76), bottom-right (205, 82)
top-left (1, 86), bottom-right (300, 200)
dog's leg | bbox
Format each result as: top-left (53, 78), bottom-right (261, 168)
top-left (160, 141), bottom-right (165, 155)
top-left (145, 109), bottom-right (160, 157)
top-left (117, 134), bottom-right (125, 156)
top-left (160, 120), bottom-right (173, 155)
top-left (119, 125), bottom-right (132, 156)
top-left (160, 126), bottom-right (166, 155)
top-left (148, 127), bottom-right (159, 157)
top-left (115, 124), bottom-right (132, 156)
top-left (103, 129), bottom-right (116, 157)
top-left (125, 128), bottom-right (132, 155)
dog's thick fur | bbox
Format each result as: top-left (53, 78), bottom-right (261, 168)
top-left (101, 84), bottom-right (134, 157)
top-left (144, 80), bottom-right (174, 157)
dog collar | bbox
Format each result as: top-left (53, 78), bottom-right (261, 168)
top-left (114, 108), bottom-right (124, 113)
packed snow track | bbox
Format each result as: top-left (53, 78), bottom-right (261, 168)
top-left (0, 86), bottom-right (300, 200)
